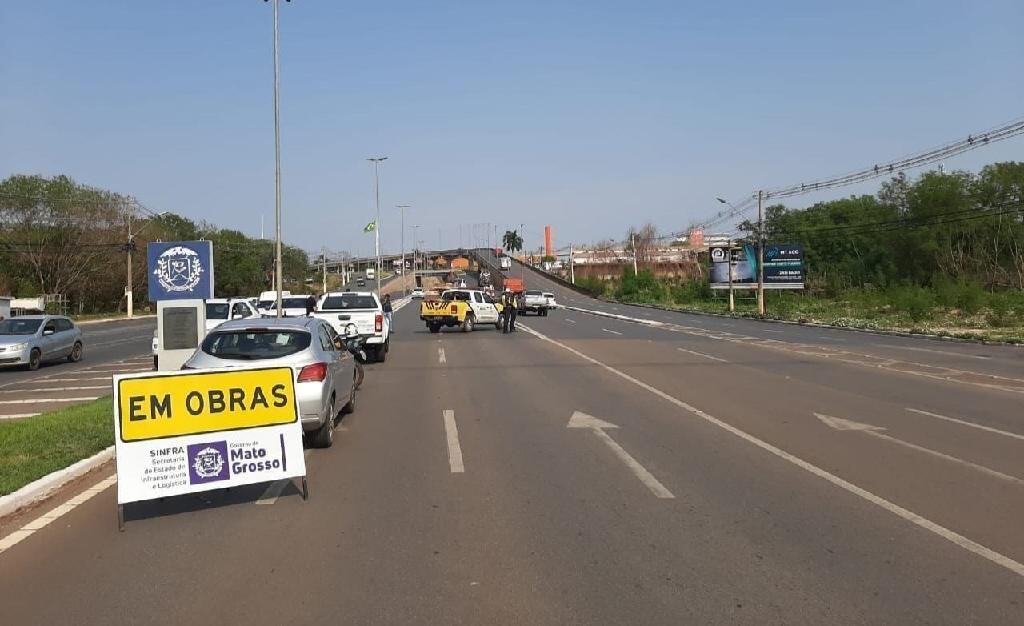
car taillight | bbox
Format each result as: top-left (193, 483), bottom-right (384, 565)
top-left (375, 313), bottom-right (383, 332)
top-left (297, 362), bottom-right (328, 383)
top-left (450, 305), bottom-right (458, 315)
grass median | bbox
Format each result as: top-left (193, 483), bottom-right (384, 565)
top-left (0, 397), bottom-right (114, 496)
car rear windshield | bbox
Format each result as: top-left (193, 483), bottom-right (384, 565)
top-left (525, 290), bottom-right (543, 296)
top-left (442, 291), bottom-right (470, 301)
top-left (201, 329), bottom-right (311, 360)
top-left (320, 295), bottom-right (377, 310)
top-left (0, 319), bottom-right (42, 335)
top-left (206, 303), bottom-right (230, 320)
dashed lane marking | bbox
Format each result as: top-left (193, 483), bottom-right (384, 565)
top-left (438, 347), bottom-right (447, 364)
top-left (906, 408), bottom-right (1024, 441)
top-left (443, 410), bottom-right (465, 473)
top-left (601, 328), bottom-right (622, 336)
top-left (677, 347), bottom-right (729, 363)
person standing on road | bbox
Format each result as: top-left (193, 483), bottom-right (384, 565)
top-left (508, 291), bottom-right (519, 332)
top-left (500, 290), bottom-right (512, 333)
top-left (382, 294), bottom-right (394, 332)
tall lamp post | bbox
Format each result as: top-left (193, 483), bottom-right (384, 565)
top-left (412, 224), bottom-right (421, 290)
top-left (265, 0), bottom-right (289, 317)
top-left (397, 204), bottom-right (410, 294)
top-left (367, 156), bottom-right (388, 295)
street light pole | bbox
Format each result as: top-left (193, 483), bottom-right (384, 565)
top-left (412, 224), bottom-right (420, 290)
top-left (270, 0), bottom-right (286, 318)
top-left (367, 156), bottom-right (388, 295)
top-left (397, 204), bottom-right (410, 294)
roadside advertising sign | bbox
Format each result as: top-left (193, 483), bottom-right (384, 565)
top-left (710, 243), bottom-right (804, 289)
top-left (112, 366), bottom-right (307, 513)
top-left (147, 240), bottom-right (215, 301)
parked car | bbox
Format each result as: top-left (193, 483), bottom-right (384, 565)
top-left (420, 288), bottom-right (502, 333)
top-left (543, 292), bottom-right (558, 309)
top-left (257, 290), bottom-right (292, 313)
top-left (205, 298), bottom-right (259, 333)
top-left (411, 287), bottom-right (425, 299)
top-left (262, 295), bottom-right (315, 318)
top-left (0, 315), bottom-right (83, 370)
top-left (313, 292), bottom-right (390, 362)
top-left (182, 318), bottom-right (358, 448)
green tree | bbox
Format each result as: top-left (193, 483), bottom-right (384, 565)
top-left (502, 229), bottom-right (523, 255)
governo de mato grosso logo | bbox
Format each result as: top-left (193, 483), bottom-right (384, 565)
top-left (153, 246), bottom-right (205, 293)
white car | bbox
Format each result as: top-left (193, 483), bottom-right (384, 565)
top-left (411, 287), bottom-right (425, 299)
top-left (543, 292), bottom-right (558, 309)
top-left (262, 295), bottom-right (315, 318)
top-left (257, 290), bottom-right (292, 313)
top-left (313, 292), bottom-right (391, 363)
top-left (205, 298), bottom-right (259, 333)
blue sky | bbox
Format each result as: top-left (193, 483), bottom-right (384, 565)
top-left (2, 1), bottom-right (1022, 257)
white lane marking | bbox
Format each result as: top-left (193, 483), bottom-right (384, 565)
top-left (0, 475), bottom-right (117, 555)
top-left (0, 385), bottom-right (108, 394)
top-left (906, 408), bottom-right (1024, 442)
top-left (255, 479), bottom-right (290, 505)
top-left (883, 345), bottom-right (991, 360)
top-left (601, 328), bottom-right (622, 336)
top-left (567, 411), bottom-right (674, 499)
top-left (762, 329), bottom-right (784, 333)
top-left (816, 413), bottom-right (1024, 486)
top-left (677, 347), bottom-right (728, 363)
top-left (443, 409), bottom-right (464, 473)
top-left (0, 413), bottom-right (40, 420)
top-left (564, 319), bottom-right (577, 325)
top-left (0, 397), bottom-right (100, 405)
top-left (438, 347), bottom-right (447, 364)
top-left (518, 323), bottom-right (1024, 578)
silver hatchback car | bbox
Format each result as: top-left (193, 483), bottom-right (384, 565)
top-left (0, 315), bottom-right (84, 370)
top-left (182, 317), bottom-right (357, 448)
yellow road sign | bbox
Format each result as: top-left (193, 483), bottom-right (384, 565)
top-left (116, 367), bottom-right (298, 442)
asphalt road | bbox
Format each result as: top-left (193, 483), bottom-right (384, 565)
top-left (1, 276), bottom-right (1023, 623)
top-left (0, 317), bottom-right (155, 419)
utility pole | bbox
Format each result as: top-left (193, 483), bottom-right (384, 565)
top-left (125, 205), bottom-right (134, 319)
top-left (757, 189), bottom-right (765, 317)
top-left (631, 233), bottom-right (638, 275)
top-left (271, 0), bottom-right (285, 318)
top-left (569, 243), bottom-right (575, 285)
top-left (367, 156), bottom-right (388, 295)
top-left (397, 204), bottom-right (410, 294)
top-left (321, 247), bottom-right (327, 294)
top-left (412, 224), bottom-right (420, 290)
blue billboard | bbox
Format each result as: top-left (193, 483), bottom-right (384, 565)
top-left (147, 241), bottom-right (215, 301)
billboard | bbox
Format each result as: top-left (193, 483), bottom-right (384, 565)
top-left (710, 243), bottom-right (804, 290)
top-left (147, 240), bottom-right (215, 301)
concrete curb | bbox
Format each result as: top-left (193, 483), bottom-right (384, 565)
top-left (0, 446), bottom-right (114, 519)
top-left (77, 315), bottom-right (156, 326)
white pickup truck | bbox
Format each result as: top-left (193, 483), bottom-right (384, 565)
top-left (520, 290), bottom-right (550, 316)
top-left (314, 291), bottom-right (390, 362)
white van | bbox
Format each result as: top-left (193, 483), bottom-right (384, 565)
top-left (365, 268), bottom-right (376, 280)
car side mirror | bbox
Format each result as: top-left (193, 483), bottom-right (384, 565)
top-left (43, 328), bottom-right (55, 336)
top-left (232, 313), bottom-right (243, 320)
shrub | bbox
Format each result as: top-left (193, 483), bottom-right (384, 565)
top-left (888, 286), bottom-right (936, 322)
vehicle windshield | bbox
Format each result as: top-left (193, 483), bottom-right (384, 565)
top-left (266, 297), bottom-right (311, 310)
top-left (206, 303), bottom-right (230, 320)
top-left (201, 330), bottom-right (311, 360)
top-left (441, 291), bottom-right (471, 301)
top-left (320, 294), bottom-right (377, 310)
top-left (525, 290), bottom-right (543, 296)
top-left (0, 319), bottom-right (42, 335)
top-left (257, 300), bottom-right (273, 310)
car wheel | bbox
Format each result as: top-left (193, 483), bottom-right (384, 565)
top-left (68, 342), bottom-right (83, 363)
top-left (376, 343), bottom-right (388, 363)
top-left (462, 314), bottom-right (475, 333)
top-left (312, 397), bottom-right (335, 448)
top-left (429, 323), bottom-right (441, 334)
top-left (342, 381), bottom-right (356, 415)
top-left (27, 348), bottom-right (41, 371)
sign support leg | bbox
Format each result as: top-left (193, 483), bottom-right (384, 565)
top-left (117, 504), bottom-right (125, 532)
top-left (301, 476), bottom-right (309, 501)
